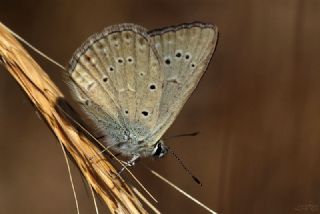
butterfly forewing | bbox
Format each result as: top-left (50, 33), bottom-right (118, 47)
top-left (147, 22), bottom-right (218, 142)
top-left (67, 24), bottom-right (164, 149)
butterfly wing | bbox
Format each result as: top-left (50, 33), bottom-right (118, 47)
top-left (67, 24), bottom-right (164, 154)
top-left (146, 22), bottom-right (218, 143)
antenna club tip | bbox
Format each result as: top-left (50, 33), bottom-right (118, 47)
top-left (192, 176), bottom-right (203, 186)
top-left (192, 131), bottom-right (200, 136)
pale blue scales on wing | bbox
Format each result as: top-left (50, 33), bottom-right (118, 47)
top-left (66, 22), bottom-right (218, 163)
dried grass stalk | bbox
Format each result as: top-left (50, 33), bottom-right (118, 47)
top-left (0, 23), bottom-right (147, 214)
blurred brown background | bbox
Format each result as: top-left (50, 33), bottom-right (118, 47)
top-left (1, 0), bottom-right (320, 213)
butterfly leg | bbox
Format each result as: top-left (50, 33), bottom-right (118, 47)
top-left (118, 154), bottom-right (140, 175)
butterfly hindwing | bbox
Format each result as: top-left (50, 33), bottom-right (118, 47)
top-left (67, 24), bottom-right (164, 149)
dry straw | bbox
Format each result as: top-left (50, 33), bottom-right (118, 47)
top-left (0, 22), bottom-right (150, 214)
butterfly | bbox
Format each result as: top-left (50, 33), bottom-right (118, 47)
top-left (66, 22), bottom-right (218, 165)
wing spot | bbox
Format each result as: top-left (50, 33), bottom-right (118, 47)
top-left (102, 77), bottom-right (108, 82)
top-left (141, 111), bottom-right (149, 117)
top-left (125, 110), bottom-right (129, 114)
top-left (84, 55), bottom-right (91, 62)
top-left (139, 72), bottom-right (145, 77)
top-left (149, 84), bottom-right (156, 91)
top-left (185, 53), bottom-right (192, 61)
top-left (97, 43), bottom-right (103, 49)
top-left (124, 32), bottom-right (131, 40)
top-left (175, 51), bottom-right (182, 58)
top-left (138, 37), bottom-right (145, 45)
top-left (108, 66), bottom-right (114, 72)
top-left (191, 63), bottom-right (196, 68)
top-left (138, 38), bottom-right (146, 51)
top-left (117, 57), bottom-right (124, 64)
top-left (111, 35), bottom-right (119, 47)
top-left (127, 56), bottom-right (134, 64)
top-left (164, 57), bottom-right (171, 65)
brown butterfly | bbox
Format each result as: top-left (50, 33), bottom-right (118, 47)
top-left (66, 22), bottom-right (218, 166)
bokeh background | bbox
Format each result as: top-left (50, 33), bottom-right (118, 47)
top-left (1, 0), bottom-right (320, 213)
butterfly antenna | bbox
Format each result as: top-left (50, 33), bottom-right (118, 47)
top-left (169, 148), bottom-right (202, 186)
top-left (164, 131), bottom-right (200, 141)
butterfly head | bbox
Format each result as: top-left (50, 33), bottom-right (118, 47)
top-left (151, 140), bottom-right (168, 158)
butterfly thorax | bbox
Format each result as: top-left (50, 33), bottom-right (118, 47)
top-left (104, 129), bottom-right (168, 158)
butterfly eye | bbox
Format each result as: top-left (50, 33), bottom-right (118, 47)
top-left (152, 142), bottom-right (168, 158)
top-left (153, 144), bottom-right (162, 157)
